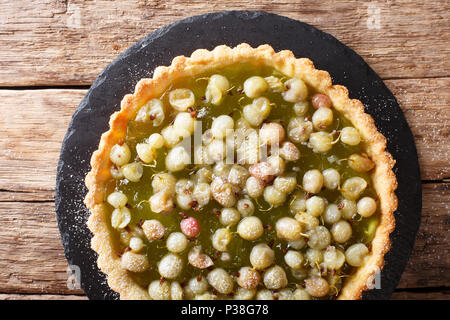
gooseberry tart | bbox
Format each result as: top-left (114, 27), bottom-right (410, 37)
top-left (85, 44), bottom-right (397, 300)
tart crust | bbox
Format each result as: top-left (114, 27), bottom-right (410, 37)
top-left (84, 43), bottom-right (397, 300)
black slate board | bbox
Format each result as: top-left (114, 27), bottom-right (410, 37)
top-left (55, 10), bottom-right (422, 300)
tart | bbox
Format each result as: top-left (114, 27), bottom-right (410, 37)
top-left (85, 44), bottom-right (397, 300)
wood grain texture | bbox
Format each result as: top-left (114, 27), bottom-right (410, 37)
top-left (0, 294), bottom-right (87, 300)
top-left (0, 0), bottom-right (449, 86)
top-left (384, 78), bottom-right (450, 181)
top-left (0, 183), bottom-right (446, 294)
top-left (397, 182), bottom-right (450, 289)
top-left (391, 289), bottom-right (450, 300)
top-left (0, 191), bottom-right (54, 202)
top-left (0, 200), bottom-right (84, 295)
top-left (0, 89), bottom-right (86, 194)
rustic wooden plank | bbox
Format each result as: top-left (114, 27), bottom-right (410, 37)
top-left (0, 293), bottom-right (87, 300)
top-left (0, 78), bottom-right (448, 196)
top-left (0, 191), bottom-right (54, 202)
top-left (391, 289), bottom-right (450, 300)
top-left (0, 200), bottom-right (84, 295)
top-left (397, 182), bottom-right (450, 289)
top-left (0, 89), bottom-right (87, 194)
top-left (0, 183), bottom-right (446, 294)
top-left (0, 0), bottom-right (448, 86)
top-left (385, 78), bottom-right (450, 181)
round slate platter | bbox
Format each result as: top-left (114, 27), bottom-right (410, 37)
top-left (55, 10), bottom-right (422, 300)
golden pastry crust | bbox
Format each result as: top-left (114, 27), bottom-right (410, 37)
top-left (84, 43), bottom-right (397, 300)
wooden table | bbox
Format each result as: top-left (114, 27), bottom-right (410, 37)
top-left (0, 0), bottom-right (448, 300)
